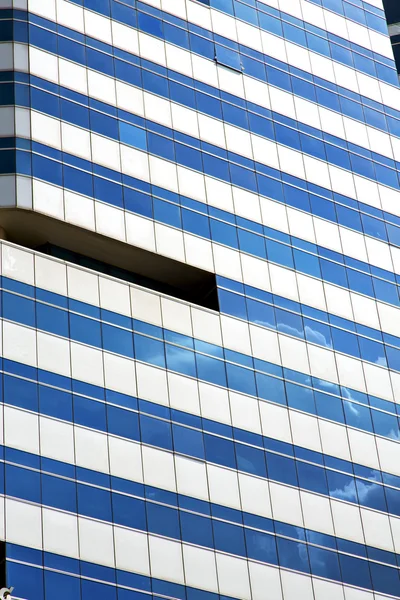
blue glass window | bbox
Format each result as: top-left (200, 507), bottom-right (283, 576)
top-left (297, 461), bottom-right (328, 495)
top-left (147, 503), bottom-right (180, 538)
top-left (215, 45), bottom-right (242, 71)
top-left (141, 414), bottom-right (173, 451)
top-left (78, 484), bottom-right (112, 521)
top-left (166, 344), bottom-right (197, 378)
top-left (180, 511), bottom-right (214, 547)
top-left (102, 323), bottom-right (134, 357)
top-left (42, 473), bottom-right (77, 512)
top-left (45, 571), bottom-right (81, 600)
top-left (134, 335), bottom-right (166, 368)
top-left (70, 314), bottom-right (101, 347)
top-left (245, 528), bottom-right (277, 563)
top-left (267, 453), bottom-right (297, 486)
top-left (4, 376), bottom-right (38, 411)
top-left (213, 520), bottom-right (246, 555)
top-left (74, 395), bottom-right (106, 430)
top-left (204, 434), bottom-right (236, 469)
top-left (173, 424), bottom-right (205, 459)
top-left (235, 443), bottom-right (267, 477)
top-left (276, 536), bottom-right (310, 573)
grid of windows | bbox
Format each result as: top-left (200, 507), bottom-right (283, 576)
top-left (1, 0), bottom-right (400, 598)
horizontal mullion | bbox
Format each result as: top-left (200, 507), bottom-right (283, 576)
top-left (16, 140), bottom-right (400, 313)
top-left (2, 280), bottom-right (400, 447)
top-left (2, 355), bottom-right (400, 499)
top-left (24, 4), bottom-right (400, 146)
top-left (2, 462), bottom-right (400, 594)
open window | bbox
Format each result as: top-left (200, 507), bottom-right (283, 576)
top-left (215, 44), bottom-right (243, 72)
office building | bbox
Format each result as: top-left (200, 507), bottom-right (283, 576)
top-left (1, 0), bottom-right (400, 599)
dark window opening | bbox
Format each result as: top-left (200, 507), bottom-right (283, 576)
top-left (215, 44), bottom-right (243, 72)
top-left (0, 542), bottom-right (6, 588)
top-left (0, 209), bottom-right (219, 311)
top-left (36, 243), bottom-right (219, 311)
top-left (383, 0), bottom-right (400, 26)
top-left (383, 0), bottom-right (400, 75)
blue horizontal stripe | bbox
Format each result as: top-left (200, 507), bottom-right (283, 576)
top-left (11, 137), bottom-right (400, 314)
top-left (65, 0), bottom-right (396, 84)
top-left (14, 66), bottom-right (400, 253)
top-left (307, 0), bottom-right (388, 33)
top-left (7, 544), bottom-right (238, 600)
top-left (4, 370), bottom-right (400, 523)
top-left (2, 452), bottom-right (400, 596)
top-left (222, 0), bottom-right (388, 37)
top-left (3, 264), bottom-right (398, 510)
top-left (217, 277), bottom-right (400, 373)
top-left (16, 6), bottom-right (400, 143)
top-left (3, 259), bottom-right (400, 442)
top-left (4, 354), bottom-right (400, 517)
top-left (4, 442), bottom-right (400, 573)
top-left (22, 12), bottom-right (400, 184)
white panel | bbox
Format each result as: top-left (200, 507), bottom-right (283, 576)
top-left (67, 266), bottom-right (99, 304)
top-left (6, 499), bottom-right (42, 549)
top-left (3, 321), bottom-right (37, 367)
top-left (108, 436), bottom-right (143, 483)
top-left (229, 391), bottom-right (261, 434)
top-left (43, 509), bottom-right (79, 558)
top-left (216, 554), bottom-right (251, 600)
top-left (175, 455), bottom-right (209, 500)
top-left (2, 244), bottom-right (34, 284)
top-left (99, 276), bottom-right (131, 315)
top-left (249, 562), bottom-right (283, 600)
top-left (331, 501), bottom-right (364, 544)
top-left (361, 508), bottom-right (394, 552)
top-left (270, 482), bottom-right (303, 527)
top-left (238, 472), bottom-right (272, 518)
top-left (142, 445), bottom-right (176, 491)
top-left (149, 536), bottom-right (184, 583)
top-left (161, 297), bottom-right (192, 336)
top-left (221, 315), bottom-right (251, 354)
top-left (35, 253), bottom-right (67, 295)
top-left (78, 517), bottom-right (115, 567)
top-left (199, 381), bottom-right (231, 424)
top-left (183, 545), bottom-right (218, 593)
top-left (191, 307), bottom-right (222, 346)
top-left (167, 371), bottom-right (200, 415)
top-left (300, 490), bottom-right (334, 535)
top-left (103, 352), bottom-right (136, 396)
top-left (281, 569), bottom-right (314, 600)
top-left (290, 410), bottom-right (321, 452)
top-left (259, 402), bottom-right (291, 444)
top-left (207, 464), bottom-right (240, 509)
top-left (70, 342), bottom-right (104, 387)
top-left (136, 362), bottom-right (168, 405)
top-left (114, 527), bottom-right (150, 575)
top-left (40, 416), bottom-right (75, 464)
top-left (4, 406), bottom-right (39, 455)
top-left (37, 331), bottom-right (71, 377)
top-left (130, 287), bottom-right (162, 325)
top-left (74, 427), bottom-right (109, 473)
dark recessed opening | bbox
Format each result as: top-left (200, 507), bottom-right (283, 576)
top-left (37, 242), bottom-right (219, 309)
top-left (0, 542), bottom-right (6, 588)
top-left (382, 0), bottom-right (400, 25)
top-left (0, 209), bottom-right (219, 311)
top-left (382, 0), bottom-right (400, 75)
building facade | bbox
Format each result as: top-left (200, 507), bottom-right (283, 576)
top-left (1, 0), bottom-right (400, 598)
